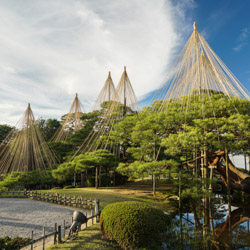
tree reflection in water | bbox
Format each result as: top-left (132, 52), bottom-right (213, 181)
top-left (164, 197), bottom-right (250, 249)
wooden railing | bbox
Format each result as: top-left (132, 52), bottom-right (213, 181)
top-left (25, 190), bottom-right (97, 209)
top-left (0, 189), bottom-right (97, 209)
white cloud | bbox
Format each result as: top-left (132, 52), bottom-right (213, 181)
top-left (0, 0), bottom-right (193, 125)
top-left (233, 27), bottom-right (249, 52)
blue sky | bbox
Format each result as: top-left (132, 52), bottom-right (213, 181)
top-left (191, 0), bottom-right (250, 91)
top-left (140, 0), bottom-right (250, 106)
top-left (0, 0), bottom-right (249, 125)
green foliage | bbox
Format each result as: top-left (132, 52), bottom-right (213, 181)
top-left (0, 236), bottom-right (30, 250)
top-left (72, 154), bottom-right (94, 173)
top-left (110, 114), bottom-right (137, 158)
top-left (100, 201), bottom-right (169, 249)
top-left (36, 118), bottom-right (60, 140)
top-left (0, 124), bottom-right (13, 143)
top-left (48, 141), bottom-right (73, 161)
top-left (86, 176), bottom-right (95, 187)
top-left (78, 149), bottom-right (118, 168)
top-left (128, 112), bottom-right (169, 161)
top-left (51, 149), bottom-right (118, 187)
top-left (1, 91), bottom-right (249, 190)
top-left (161, 95), bottom-right (250, 157)
top-left (52, 162), bottom-right (75, 183)
top-left (0, 170), bottom-right (56, 189)
top-left (66, 117), bottom-right (98, 146)
top-left (117, 160), bottom-right (178, 179)
top-left (86, 173), bottom-right (127, 187)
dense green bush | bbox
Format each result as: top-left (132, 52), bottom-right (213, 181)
top-left (0, 170), bottom-right (56, 190)
top-left (0, 236), bottom-right (30, 250)
top-left (87, 173), bottom-right (128, 187)
top-left (114, 173), bottom-right (128, 186)
top-left (100, 201), bottom-right (169, 249)
top-left (86, 176), bottom-right (95, 187)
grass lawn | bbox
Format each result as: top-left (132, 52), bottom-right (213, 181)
top-left (45, 180), bottom-right (175, 250)
top-left (49, 223), bottom-right (120, 250)
top-left (40, 179), bottom-right (175, 211)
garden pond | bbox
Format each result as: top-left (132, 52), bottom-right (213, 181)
top-left (164, 194), bottom-right (250, 249)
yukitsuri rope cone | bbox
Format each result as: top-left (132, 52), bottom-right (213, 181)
top-left (92, 71), bottom-right (116, 111)
top-left (153, 22), bottom-right (249, 111)
top-left (0, 104), bottom-right (57, 174)
top-left (73, 67), bottom-right (139, 157)
top-left (152, 22), bottom-right (250, 193)
top-left (52, 93), bottom-right (84, 142)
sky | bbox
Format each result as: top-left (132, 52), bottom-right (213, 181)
top-left (0, 0), bottom-right (249, 125)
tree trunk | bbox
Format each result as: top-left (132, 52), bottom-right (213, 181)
top-left (113, 170), bottom-right (116, 186)
top-left (209, 167), bottom-right (213, 191)
top-left (204, 146), bottom-right (208, 189)
top-left (85, 169), bottom-right (88, 187)
top-left (73, 173), bottom-right (76, 187)
top-left (152, 174), bottom-right (156, 196)
top-left (178, 166), bottom-right (182, 210)
top-left (209, 150), bottom-right (250, 194)
top-left (95, 167), bottom-right (98, 189)
top-left (81, 172), bottom-right (84, 187)
top-left (178, 166), bottom-right (182, 248)
top-left (99, 166), bottom-right (102, 187)
top-left (181, 150), bottom-right (250, 193)
top-left (244, 153), bottom-right (247, 171)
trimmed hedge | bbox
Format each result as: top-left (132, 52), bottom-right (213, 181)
top-left (100, 201), bottom-right (169, 249)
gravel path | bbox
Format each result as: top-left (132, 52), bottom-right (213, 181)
top-left (0, 198), bottom-right (84, 239)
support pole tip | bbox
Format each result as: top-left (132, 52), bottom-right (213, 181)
top-left (193, 21), bottom-right (197, 32)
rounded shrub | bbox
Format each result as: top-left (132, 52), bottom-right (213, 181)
top-left (100, 201), bottom-right (169, 249)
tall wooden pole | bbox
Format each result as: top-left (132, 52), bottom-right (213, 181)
top-left (225, 148), bottom-right (232, 236)
top-left (244, 153), bottom-right (247, 171)
top-left (178, 165), bottom-right (182, 248)
top-left (73, 173), bottom-right (76, 187)
top-left (99, 166), bottom-right (102, 187)
top-left (26, 103), bottom-right (31, 171)
top-left (152, 173), bottom-right (156, 196)
top-left (178, 166), bottom-right (182, 210)
top-left (95, 166), bottom-right (98, 189)
top-left (123, 66), bottom-right (127, 116)
top-left (108, 72), bottom-right (111, 102)
top-left (204, 145), bottom-right (208, 190)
